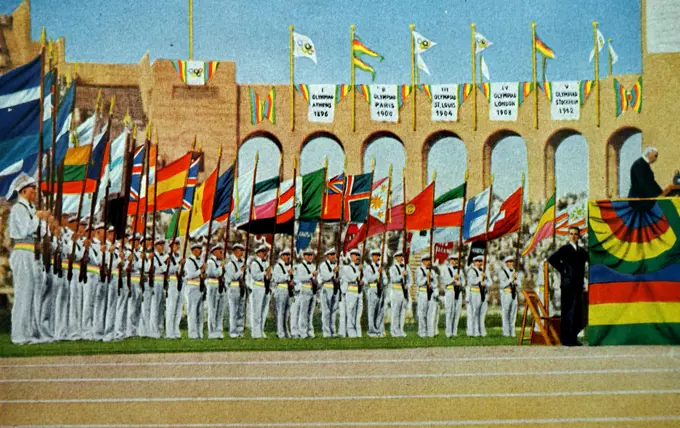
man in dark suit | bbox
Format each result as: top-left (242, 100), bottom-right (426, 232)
top-left (628, 147), bottom-right (663, 198)
top-left (548, 226), bottom-right (589, 346)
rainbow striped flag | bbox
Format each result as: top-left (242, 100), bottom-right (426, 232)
top-left (264, 87), bottom-right (276, 124)
top-left (588, 199), bottom-right (680, 345)
top-left (173, 60), bottom-right (219, 85)
top-left (628, 77), bottom-right (643, 113)
top-left (398, 85), bottom-right (412, 108)
top-left (535, 33), bottom-right (555, 59)
top-left (249, 88), bottom-right (264, 124)
top-left (418, 84), bottom-right (432, 101)
top-left (335, 84), bottom-right (352, 104)
top-left (352, 36), bottom-right (383, 60)
top-left (296, 84), bottom-right (310, 103)
top-left (478, 82), bottom-right (490, 101)
top-left (353, 57), bottom-right (376, 81)
top-left (522, 192), bottom-right (555, 257)
top-left (579, 80), bottom-right (593, 105)
top-left (457, 83), bottom-right (473, 104)
top-left (356, 84), bottom-right (371, 103)
top-left (518, 82), bottom-right (534, 105)
top-left (539, 81), bottom-right (552, 101)
top-left (249, 87), bottom-right (276, 124)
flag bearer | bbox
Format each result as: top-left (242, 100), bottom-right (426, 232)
top-left (341, 248), bottom-right (363, 338)
top-left (389, 251), bottom-right (412, 337)
top-left (272, 248), bottom-right (293, 338)
top-left (364, 249), bottom-right (388, 337)
top-left (499, 255), bottom-right (520, 337)
top-left (416, 254), bottom-right (439, 337)
top-left (206, 244), bottom-right (226, 339)
top-left (126, 234), bottom-right (143, 337)
top-left (164, 238), bottom-right (183, 339)
top-left (467, 255), bottom-right (492, 337)
top-left (53, 215), bottom-right (73, 341)
top-left (84, 223), bottom-right (106, 341)
top-left (146, 238), bottom-right (167, 338)
top-left (318, 248), bottom-right (339, 338)
top-left (294, 248), bottom-right (317, 339)
top-left (102, 226), bottom-right (118, 342)
top-left (441, 254), bottom-right (465, 338)
top-left (248, 245), bottom-right (271, 338)
top-left (224, 243), bottom-right (247, 338)
top-left (183, 242), bottom-right (205, 339)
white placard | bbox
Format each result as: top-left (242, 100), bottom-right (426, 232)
top-left (307, 84), bottom-right (336, 123)
top-left (550, 81), bottom-right (580, 121)
top-left (370, 84), bottom-right (398, 122)
top-left (489, 82), bottom-right (519, 121)
top-left (431, 84), bottom-right (459, 122)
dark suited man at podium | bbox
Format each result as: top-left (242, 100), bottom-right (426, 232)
top-left (548, 226), bottom-right (588, 347)
top-left (628, 147), bottom-right (663, 198)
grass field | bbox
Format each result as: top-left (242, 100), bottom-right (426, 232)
top-left (0, 308), bottom-right (524, 358)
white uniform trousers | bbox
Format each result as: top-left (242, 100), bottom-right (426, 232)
top-left (52, 269), bottom-right (70, 341)
top-left (468, 289), bottom-right (488, 337)
top-left (297, 288), bottom-right (316, 339)
top-left (500, 289), bottom-right (518, 337)
top-left (164, 280), bottom-right (182, 339)
top-left (81, 272), bottom-right (98, 340)
top-left (274, 285), bottom-right (291, 338)
top-left (417, 288), bottom-right (438, 338)
top-left (248, 285), bottom-right (270, 339)
top-left (344, 289), bottom-right (363, 338)
top-left (185, 282), bottom-right (204, 339)
top-left (365, 286), bottom-right (385, 338)
top-left (9, 248), bottom-right (40, 344)
top-left (289, 292), bottom-right (301, 338)
top-left (34, 267), bottom-right (54, 342)
top-left (139, 279), bottom-right (153, 337)
top-left (226, 285), bottom-right (246, 338)
top-left (337, 294), bottom-right (347, 337)
top-left (319, 286), bottom-right (338, 338)
top-left (444, 287), bottom-right (464, 338)
top-left (67, 269), bottom-right (82, 340)
top-left (126, 279), bottom-right (143, 337)
top-left (145, 279), bottom-right (164, 339)
top-left (113, 277), bottom-right (129, 341)
top-left (206, 283), bottom-right (226, 339)
top-left (390, 286), bottom-right (409, 337)
top-left (92, 276), bottom-right (108, 341)
top-left (103, 276), bottom-right (118, 342)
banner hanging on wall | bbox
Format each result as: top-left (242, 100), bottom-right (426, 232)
top-left (173, 60), bottom-right (219, 86)
top-left (489, 82), bottom-right (519, 121)
top-left (306, 84), bottom-right (336, 123)
top-left (550, 81), bottom-right (580, 121)
top-left (369, 84), bottom-right (399, 123)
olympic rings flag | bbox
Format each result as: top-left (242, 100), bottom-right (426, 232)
top-left (587, 199), bottom-right (680, 345)
top-left (173, 60), bottom-right (219, 85)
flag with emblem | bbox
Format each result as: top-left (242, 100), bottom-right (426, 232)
top-left (413, 31), bottom-right (436, 54)
top-left (405, 182), bottom-right (434, 231)
top-left (344, 173), bottom-right (373, 223)
top-left (369, 177), bottom-right (389, 223)
top-left (475, 32), bottom-right (493, 53)
top-left (322, 173), bottom-right (345, 221)
top-left (293, 32), bottom-right (317, 64)
top-left (589, 29), bottom-right (606, 62)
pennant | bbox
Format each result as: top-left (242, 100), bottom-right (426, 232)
top-left (357, 84), bottom-right (371, 103)
top-left (352, 34), bottom-right (382, 80)
top-left (292, 32), bottom-right (317, 64)
top-left (417, 54), bottom-right (430, 76)
top-left (413, 31), bottom-right (437, 54)
top-left (608, 41), bottom-right (619, 65)
top-left (335, 84), bottom-right (352, 104)
top-left (457, 83), bottom-right (473, 103)
top-left (398, 85), bottom-right (412, 108)
top-left (540, 81), bottom-right (553, 101)
top-left (480, 55), bottom-right (490, 81)
top-left (173, 60), bottom-right (219, 85)
top-left (478, 82), bottom-right (490, 101)
top-left (579, 80), bottom-right (594, 105)
top-left (419, 84), bottom-right (432, 102)
top-left (475, 32), bottom-right (493, 53)
top-left (352, 56), bottom-right (376, 81)
top-left (614, 77), bottom-right (643, 117)
top-left (518, 82), bottom-right (534, 105)
top-left (296, 84), bottom-right (310, 103)
top-left (535, 33), bottom-right (556, 59)
top-left (589, 29), bottom-right (606, 62)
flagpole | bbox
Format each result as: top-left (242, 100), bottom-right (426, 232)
top-left (138, 126), bottom-right (152, 292)
top-left (243, 152), bottom-right (260, 282)
top-left (200, 144), bottom-right (223, 298)
top-left (178, 154), bottom-right (198, 295)
top-left (471, 24), bottom-right (477, 131)
top-left (541, 56), bottom-right (547, 85)
top-left (125, 126), bottom-right (139, 293)
top-left (401, 168), bottom-right (407, 264)
top-left (118, 126), bottom-right (133, 295)
top-left (350, 25), bottom-right (356, 132)
top-left (426, 170), bottom-right (436, 300)
top-left (35, 29), bottom-right (47, 262)
top-left (482, 174), bottom-right (493, 272)
top-left (607, 38), bottom-right (613, 77)
top-left (269, 153), bottom-right (284, 268)
top-left (148, 129), bottom-right (160, 287)
top-left (456, 169), bottom-right (469, 277)
top-left (410, 24), bottom-right (416, 132)
top-left (288, 157), bottom-right (297, 271)
top-left (514, 173), bottom-right (525, 266)
top-left (377, 165), bottom-right (392, 296)
top-left (531, 23), bottom-right (538, 129)
top-left (551, 179), bottom-right (557, 249)
top-left (314, 157), bottom-right (329, 294)
top-left (289, 25), bottom-right (295, 132)
top-left (48, 60), bottom-right (59, 213)
top-left (593, 21), bottom-right (600, 127)
top-left (188, 0), bottom-right (193, 60)
top-left (218, 156), bottom-right (236, 293)
top-left (358, 158), bottom-right (375, 293)
top-left (335, 159), bottom-right (347, 257)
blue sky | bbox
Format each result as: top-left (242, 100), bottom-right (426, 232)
top-left (3, 0), bottom-right (644, 200)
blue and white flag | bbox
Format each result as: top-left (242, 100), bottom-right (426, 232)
top-left (107, 127), bottom-right (131, 195)
top-left (296, 220), bottom-right (317, 254)
top-left (462, 187), bottom-right (490, 241)
top-left (0, 55), bottom-right (45, 171)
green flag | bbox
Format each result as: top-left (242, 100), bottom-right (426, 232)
top-left (165, 209), bottom-right (180, 240)
top-left (299, 167), bottom-right (325, 220)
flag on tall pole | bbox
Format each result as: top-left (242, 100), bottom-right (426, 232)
top-left (522, 191), bottom-right (556, 256)
top-left (592, 22), bottom-right (602, 127)
top-left (607, 38), bottom-right (618, 76)
top-left (289, 28), bottom-right (317, 132)
top-left (351, 26), bottom-right (382, 132)
top-left (471, 24), bottom-right (478, 131)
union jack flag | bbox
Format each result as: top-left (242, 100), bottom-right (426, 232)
top-left (326, 174), bottom-right (344, 194)
top-left (322, 173), bottom-right (345, 221)
top-left (182, 157), bottom-right (201, 210)
top-left (128, 145), bottom-right (145, 202)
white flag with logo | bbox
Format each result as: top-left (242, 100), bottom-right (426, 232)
top-left (293, 32), bottom-right (317, 64)
top-left (589, 29), bottom-right (606, 62)
top-left (475, 32), bottom-right (493, 53)
top-left (481, 55), bottom-right (491, 81)
top-left (417, 54), bottom-right (430, 76)
top-left (608, 41), bottom-right (619, 64)
top-left (413, 31), bottom-right (436, 54)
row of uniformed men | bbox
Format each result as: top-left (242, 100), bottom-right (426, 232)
top-left (8, 177), bottom-right (522, 344)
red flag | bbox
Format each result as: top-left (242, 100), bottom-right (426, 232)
top-left (342, 223), bottom-right (362, 253)
top-left (405, 183), bottom-right (434, 231)
top-left (322, 174), bottom-right (344, 221)
top-left (484, 186), bottom-right (523, 241)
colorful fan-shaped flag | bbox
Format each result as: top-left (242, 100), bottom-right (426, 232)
top-left (522, 192), bottom-right (555, 256)
top-left (296, 84), bottom-right (310, 103)
top-left (518, 82), bottom-right (534, 105)
top-left (173, 60), bottom-right (219, 86)
top-left (356, 84), bottom-right (371, 103)
top-left (335, 84), bottom-right (352, 104)
top-left (535, 33), bottom-right (555, 59)
top-left (628, 77), bottom-right (643, 113)
top-left (478, 82), bottom-right (490, 101)
top-left (249, 88), bottom-right (264, 124)
top-left (457, 83), bottom-right (473, 104)
top-left (579, 80), bottom-right (594, 105)
top-left (398, 85), bottom-right (412, 108)
top-left (419, 84), bottom-right (432, 101)
top-left (540, 81), bottom-right (553, 102)
top-left (249, 87), bottom-right (276, 124)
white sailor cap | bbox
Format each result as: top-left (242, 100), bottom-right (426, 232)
top-left (190, 242), bottom-right (203, 251)
top-left (448, 253), bottom-right (458, 260)
top-left (132, 233), bottom-right (142, 241)
top-left (473, 255), bottom-right (484, 262)
top-left (93, 222), bottom-right (105, 230)
top-left (79, 217), bottom-right (89, 226)
top-left (420, 254), bottom-right (432, 261)
top-left (324, 248), bottom-right (336, 256)
top-left (503, 255), bottom-right (515, 263)
top-left (107, 225), bottom-right (115, 232)
top-left (6, 173), bottom-right (36, 201)
top-left (393, 251), bottom-right (404, 258)
top-left (302, 248), bottom-right (314, 256)
top-left (279, 248), bottom-right (291, 256)
top-left (209, 244), bottom-right (223, 254)
top-left (170, 237), bottom-right (181, 245)
top-left (255, 244), bottom-right (270, 253)
top-left (370, 249), bottom-right (381, 257)
top-left (68, 215), bottom-right (79, 223)
top-left (348, 248), bottom-right (361, 257)
top-left (231, 243), bottom-right (245, 251)
top-left (154, 238), bottom-right (166, 246)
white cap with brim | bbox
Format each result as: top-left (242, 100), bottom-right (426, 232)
top-left (68, 215), bottom-right (78, 223)
top-left (393, 251), bottom-right (403, 258)
top-left (504, 255), bottom-right (515, 263)
top-left (107, 225), bottom-right (115, 232)
top-left (448, 253), bottom-right (458, 260)
top-left (210, 244), bottom-right (224, 253)
top-left (80, 218), bottom-right (89, 226)
top-left (279, 248), bottom-right (291, 256)
top-left (93, 222), bottom-right (105, 230)
top-left (420, 254), bottom-right (431, 261)
top-left (231, 243), bottom-right (245, 251)
top-left (190, 243), bottom-right (203, 251)
top-left (256, 245), bottom-right (270, 253)
top-left (473, 255), bottom-right (484, 262)
top-left (302, 248), bottom-right (314, 256)
top-left (324, 248), bottom-right (336, 256)
top-left (6, 173), bottom-right (36, 201)
top-left (155, 239), bottom-right (166, 246)
top-left (348, 248), bottom-right (361, 256)
top-left (370, 249), bottom-right (381, 256)
top-left (170, 238), bottom-right (181, 245)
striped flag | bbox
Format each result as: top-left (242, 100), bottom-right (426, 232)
top-left (522, 192), bottom-right (555, 256)
top-left (535, 33), bottom-right (555, 59)
top-left (182, 157), bottom-right (201, 210)
top-left (433, 183), bottom-right (466, 228)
